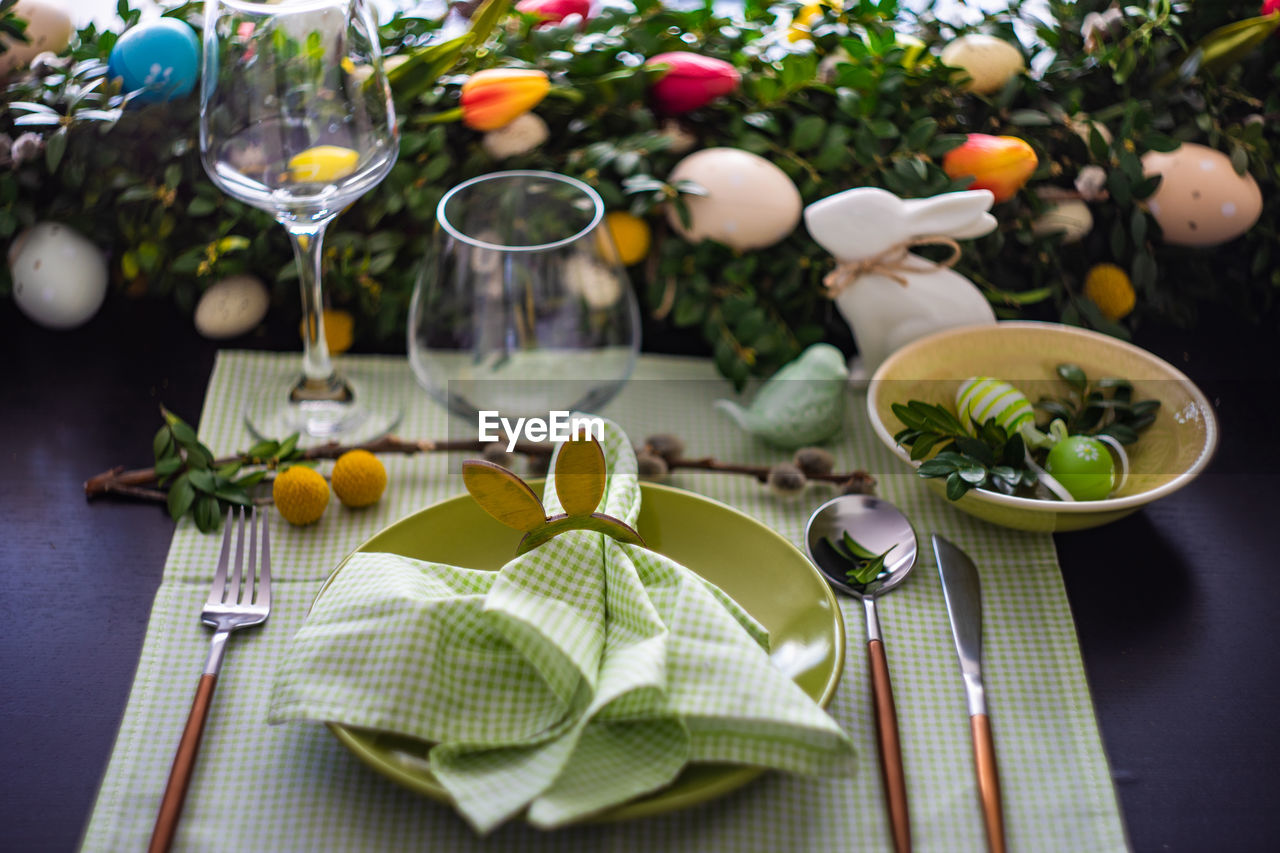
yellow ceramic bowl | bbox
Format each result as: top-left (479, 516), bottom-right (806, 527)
top-left (867, 322), bottom-right (1218, 532)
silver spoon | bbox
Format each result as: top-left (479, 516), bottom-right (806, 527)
top-left (806, 494), bottom-right (918, 853)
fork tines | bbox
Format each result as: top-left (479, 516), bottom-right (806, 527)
top-left (207, 507), bottom-right (271, 609)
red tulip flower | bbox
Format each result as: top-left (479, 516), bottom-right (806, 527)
top-left (644, 51), bottom-right (741, 114)
top-left (1263, 0), bottom-right (1280, 15)
top-left (516, 0), bottom-right (591, 28)
top-left (942, 134), bottom-right (1038, 203)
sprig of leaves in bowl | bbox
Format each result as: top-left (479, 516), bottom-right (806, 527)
top-left (891, 364), bottom-right (1161, 502)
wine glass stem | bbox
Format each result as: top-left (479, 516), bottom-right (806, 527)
top-left (285, 219), bottom-right (336, 385)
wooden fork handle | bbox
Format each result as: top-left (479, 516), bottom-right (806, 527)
top-left (971, 713), bottom-right (1006, 853)
top-left (868, 639), bottom-right (912, 853)
top-left (148, 673), bottom-right (218, 853)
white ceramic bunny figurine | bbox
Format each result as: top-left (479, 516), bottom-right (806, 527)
top-left (804, 187), bottom-right (998, 375)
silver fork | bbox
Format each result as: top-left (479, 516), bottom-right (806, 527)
top-left (149, 506), bottom-right (272, 853)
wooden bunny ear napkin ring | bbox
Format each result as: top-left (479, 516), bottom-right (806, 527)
top-left (463, 436), bottom-right (644, 556)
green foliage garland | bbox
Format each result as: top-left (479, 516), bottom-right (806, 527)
top-left (1, 0), bottom-right (1277, 384)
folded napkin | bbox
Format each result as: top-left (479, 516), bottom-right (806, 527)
top-left (269, 420), bottom-right (855, 833)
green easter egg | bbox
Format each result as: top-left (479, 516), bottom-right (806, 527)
top-left (956, 377), bottom-right (1035, 436)
top-left (1045, 436), bottom-right (1115, 500)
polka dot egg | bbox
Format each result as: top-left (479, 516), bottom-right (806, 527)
top-left (1141, 143), bottom-right (1262, 247)
top-left (108, 18), bottom-right (200, 104)
top-left (956, 377), bottom-right (1035, 437)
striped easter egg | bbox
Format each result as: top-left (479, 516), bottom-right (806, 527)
top-left (956, 377), bottom-right (1035, 436)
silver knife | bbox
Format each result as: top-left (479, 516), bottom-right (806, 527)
top-left (933, 534), bottom-right (1006, 853)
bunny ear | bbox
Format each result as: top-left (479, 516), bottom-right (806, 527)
top-left (554, 436), bottom-right (607, 516)
top-left (463, 460), bottom-right (546, 532)
top-left (901, 191), bottom-right (997, 240)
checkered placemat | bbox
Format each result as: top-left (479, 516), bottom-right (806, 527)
top-left (81, 351), bottom-right (1127, 852)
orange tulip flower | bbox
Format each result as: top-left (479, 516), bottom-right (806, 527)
top-left (460, 68), bottom-right (551, 131)
top-left (942, 134), bottom-right (1039, 203)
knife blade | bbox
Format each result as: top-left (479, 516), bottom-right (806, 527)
top-left (933, 534), bottom-right (986, 717)
top-left (932, 534), bottom-right (1006, 853)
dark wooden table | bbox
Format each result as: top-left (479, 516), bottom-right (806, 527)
top-left (3, 297), bottom-right (1277, 852)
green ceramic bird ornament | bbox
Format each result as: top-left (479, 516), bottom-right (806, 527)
top-left (714, 343), bottom-right (850, 449)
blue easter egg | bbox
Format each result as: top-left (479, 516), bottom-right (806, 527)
top-left (108, 18), bottom-right (200, 104)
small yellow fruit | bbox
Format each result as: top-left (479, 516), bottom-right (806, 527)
top-left (273, 466), bottom-right (330, 526)
top-left (331, 449), bottom-right (387, 508)
top-left (300, 308), bottom-right (355, 355)
top-left (596, 211), bottom-right (651, 266)
top-left (1083, 263), bottom-right (1136, 321)
top-left (288, 145), bottom-right (359, 183)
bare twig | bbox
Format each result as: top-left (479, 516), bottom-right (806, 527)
top-left (84, 435), bottom-right (553, 500)
top-left (85, 435), bottom-right (877, 505)
top-left (663, 456), bottom-right (876, 492)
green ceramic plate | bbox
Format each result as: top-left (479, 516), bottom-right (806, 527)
top-left (321, 481), bottom-right (845, 823)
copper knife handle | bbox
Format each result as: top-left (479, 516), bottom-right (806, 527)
top-left (868, 639), bottom-right (912, 853)
top-left (970, 713), bottom-right (1006, 853)
top-left (149, 673), bottom-right (218, 853)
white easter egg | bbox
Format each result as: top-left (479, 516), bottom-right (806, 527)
top-left (194, 274), bottom-right (270, 339)
top-left (482, 113), bottom-right (549, 160)
top-left (1141, 143), bottom-right (1262, 247)
top-left (350, 53), bottom-right (408, 84)
top-left (940, 34), bottom-right (1025, 95)
top-left (10, 221), bottom-right (108, 329)
top-left (1031, 200), bottom-right (1093, 244)
top-left (657, 119), bottom-right (696, 155)
top-left (667, 148), bottom-right (802, 251)
top-left (0, 0), bottom-right (73, 75)
top-left (1068, 115), bottom-right (1112, 146)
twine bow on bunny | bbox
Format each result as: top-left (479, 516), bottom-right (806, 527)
top-left (821, 235), bottom-right (964, 296)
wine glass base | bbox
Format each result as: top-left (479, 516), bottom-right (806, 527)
top-left (244, 376), bottom-right (402, 446)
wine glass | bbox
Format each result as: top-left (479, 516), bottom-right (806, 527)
top-left (408, 171), bottom-right (641, 422)
top-left (200, 0), bottom-right (399, 441)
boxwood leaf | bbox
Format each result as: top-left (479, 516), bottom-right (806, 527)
top-left (167, 473), bottom-right (195, 521)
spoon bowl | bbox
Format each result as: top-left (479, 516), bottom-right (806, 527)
top-left (805, 495), bottom-right (919, 598)
top-left (804, 493), bottom-right (919, 853)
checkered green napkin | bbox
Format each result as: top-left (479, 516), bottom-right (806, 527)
top-left (268, 420), bottom-right (856, 833)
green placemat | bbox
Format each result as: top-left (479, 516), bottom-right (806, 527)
top-left (81, 351), bottom-right (1127, 852)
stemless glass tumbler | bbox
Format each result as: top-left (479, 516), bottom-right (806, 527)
top-left (201, 0), bottom-right (399, 440)
top-left (409, 171), bottom-right (641, 422)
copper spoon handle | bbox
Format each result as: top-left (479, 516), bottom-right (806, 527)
top-left (868, 639), bottom-right (912, 853)
top-left (970, 713), bottom-right (1006, 853)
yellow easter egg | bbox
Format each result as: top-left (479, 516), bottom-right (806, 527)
top-left (288, 145), bottom-right (359, 183)
top-left (596, 212), bottom-right (651, 266)
top-left (300, 308), bottom-right (355, 354)
top-left (787, 3), bottom-right (828, 42)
